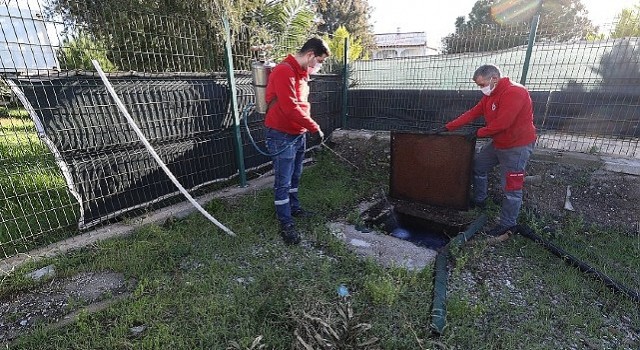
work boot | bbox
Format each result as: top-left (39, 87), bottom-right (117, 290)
top-left (484, 225), bottom-right (516, 244)
top-left (291, 208), bottom-right (316, 218)
top-left (280, 224), bottom-right (301, 245)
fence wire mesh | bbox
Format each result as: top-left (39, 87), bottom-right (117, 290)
top-left (0, 0), bottom-right (240, 259)
top-left (0, 0), bottom-right (345, 261)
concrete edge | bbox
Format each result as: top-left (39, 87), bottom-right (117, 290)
top-left (0, 175), bottom-right (276, 276)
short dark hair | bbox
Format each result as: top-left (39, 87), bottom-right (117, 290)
top-left (473, 64), bottom-right (501, 80)
top-left (299, 37), bottom-right (331, 57)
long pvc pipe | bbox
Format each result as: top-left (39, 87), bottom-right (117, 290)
top-left (92, 60), bottom-right (236, 236)
top-left (517, 225), bottom-right (640, 303)
top-left (431, 214), bottom-right (487, 334)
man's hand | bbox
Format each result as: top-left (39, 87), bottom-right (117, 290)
top-left (318, 129), bottom-right (324, 140)
top-left (432, 126), bottom-right (448, 134)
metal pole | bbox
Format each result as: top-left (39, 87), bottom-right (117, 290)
top-left (341, 37), bottom-right (349, 129)
top-left (520, 14), bottom-right (540, 86)
top-left (223, 17), bottom-right (247, 187)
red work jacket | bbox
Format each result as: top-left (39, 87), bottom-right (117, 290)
top-left (264, 54), bottom-right (320, 135)
top-left (446, 77), bottom-right (537, 149)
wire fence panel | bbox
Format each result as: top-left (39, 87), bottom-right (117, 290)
top-left (11, 73), bottom-right (239, 229)
top-left (0, 1), bottom-right (345, 261)
top-left (348, 20), bottom-right (640, 158)
top-left (1, 0), bottom-right (244, 257)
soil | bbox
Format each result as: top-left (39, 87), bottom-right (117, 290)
top-left (0, 271), bottom-right (133, 344)
top-left (326, 132), bottom-right (640, 348)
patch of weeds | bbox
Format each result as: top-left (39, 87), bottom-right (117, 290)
top-left (346, 209), bottom-right (363, 226)
top-left (0, 259), bottom-right (59, 297)
top-left (557, 213), bottom-right (586, 236)
top-left (362, 272), bottom-right (403, 306)
top-left (572, 168), bottom-right (594, 187)
top-left (447, 295), bottom-right (486, 320)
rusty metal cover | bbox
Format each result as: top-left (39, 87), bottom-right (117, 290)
top-left (390, 131), bottom-right (475, 210)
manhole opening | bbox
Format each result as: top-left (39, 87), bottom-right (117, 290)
top-left (361, 199), bottom-right (469, 250)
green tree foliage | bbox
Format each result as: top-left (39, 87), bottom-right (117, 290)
top-left (610, 3), bottom-right (640, 38)
top-left (443, 0), bottom-right (597, 54)
top-left (324, 26), bottom-right (365, 63)
top-left (45, 0), bottom-right (226, 72)
top-left (57, 32), bottom-right (116, 71)
top-left (594, 38), bottom-right (640, 92)
top-left (315, 0), bottom-right (375, 56)
top-left (45, 0), bottom-right (317, 72)
top-left (246, 0), bottom-right (318, 61)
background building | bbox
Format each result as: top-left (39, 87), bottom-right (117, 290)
top-left (0, 1), bottom-right (58, 73)
top-left (373, 30), bottom-right (438, 59)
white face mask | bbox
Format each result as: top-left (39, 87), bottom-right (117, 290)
top-left (309, 63), bottom-right (322, 74)
top-left (480, 78), bottom-right (495, 96)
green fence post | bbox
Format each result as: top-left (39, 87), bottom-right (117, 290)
top-left (520, 14), bottom-right (540, 86)
top-left (341, 37), bottom-right (349, 129)
top-left (222, 17), bottom-right (247, 187)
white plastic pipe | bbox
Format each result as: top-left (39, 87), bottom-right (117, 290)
top-left (92, 60), bottom-right (236, 236)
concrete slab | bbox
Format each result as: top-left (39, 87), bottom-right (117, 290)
top-left (327, 222), bottom-right (437, 271)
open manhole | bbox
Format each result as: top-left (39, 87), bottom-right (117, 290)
top-left (362, 131), bottom-right (477, 249)
top-left (361, 198), bottom-right (474, 250)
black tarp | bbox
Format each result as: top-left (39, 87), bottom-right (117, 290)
top-left (347, 89), bottom-right (640, 137)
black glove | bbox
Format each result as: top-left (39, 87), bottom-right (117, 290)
top-left (465, 130), bottom-right (477, 142)
top-left (432, 126), bottom-right (448, 134)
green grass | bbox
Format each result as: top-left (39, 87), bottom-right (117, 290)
top-left (3, 149), bottom-right (639, 349)
top-left (0, 107), bottom-right (30, 120)
top-left (1, 117), bottom-right (78, 254)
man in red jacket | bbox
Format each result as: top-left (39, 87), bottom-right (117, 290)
top-left (442, 64), bottom-right (536, 240)
top-left (264, 37), bottom-right (330, 244)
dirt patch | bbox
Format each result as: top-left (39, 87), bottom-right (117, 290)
top-left (524, 162), bottom-right (640, 233)
top-left (0, 271), bottom-right (132, 343)
top-left (1, 131), bottom-right (637, 345)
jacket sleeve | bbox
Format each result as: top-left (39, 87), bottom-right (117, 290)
top-left (445, 99), bottom-right (485, 131)
top-left (476, 89), bottom-right (526, 137)
top-left (271, 67), bottom-right (320, 132)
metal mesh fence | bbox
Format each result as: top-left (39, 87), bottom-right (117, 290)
top-left (348, 19), bottom-right (640, 158)
top-left (0, 0), bottom-right (345, 261)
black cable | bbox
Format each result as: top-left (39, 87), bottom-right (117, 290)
top-left (517, 224), bottom-right (640, 304)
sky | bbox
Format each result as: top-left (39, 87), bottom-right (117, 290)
top-left (367, 0), bottom-right (639, 49)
